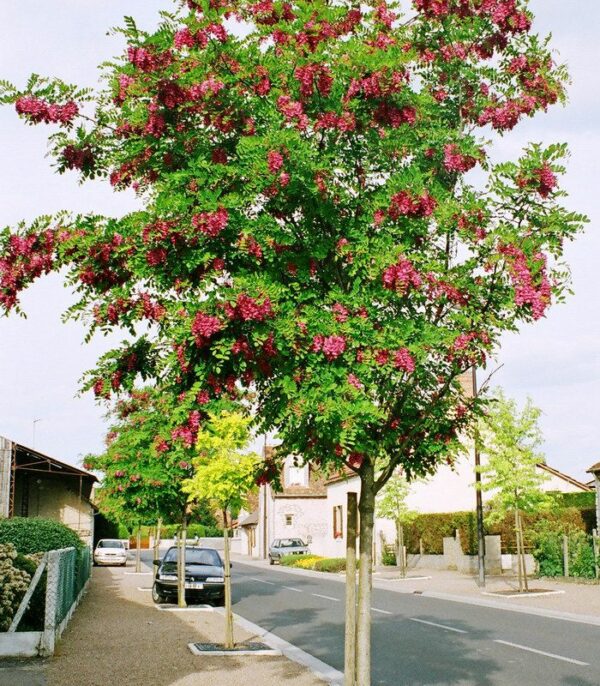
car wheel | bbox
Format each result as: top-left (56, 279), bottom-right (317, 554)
top-left (215, 593), bottom-right (225, 607)
top-left (152, 583), bottom-right (166, 604)
top-left (269, 557), bottom-right (274, 565)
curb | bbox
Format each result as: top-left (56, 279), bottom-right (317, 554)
top-left (421, 591), bottom-right (600, 627)
top-left (215, 608), bottom-right (344, 685)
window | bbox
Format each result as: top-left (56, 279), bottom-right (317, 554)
top-left (285, 514), bottom-right (293, 526)
top-left (287, 464), bottom-right (306, 487)
top-left (333, 505), bottom-right (343, 539)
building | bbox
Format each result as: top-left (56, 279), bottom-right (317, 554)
top-left (0, 436), bottom-right (97, 546)
top-left (242, 445), bottom-right (592, 561)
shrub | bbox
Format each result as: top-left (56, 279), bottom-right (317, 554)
top-left (551, 492), bottom-right (596, 510)
top-left (381, 550), bottom-right (397, 566)
top-left (569, 531), bottom-right (598, 579)
top-left (0, 517), bottom-right (83, 555)
top-left (279, 554), bottom-right (320, 567)
top-left (313, 558), bottom-right (346, 573)
top-left (532, 524), bottom-right (564, 577)
top-left (0, 543), bottom-right (31, 631)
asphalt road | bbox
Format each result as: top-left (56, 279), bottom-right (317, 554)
top-left (229, 561), bottom-right (600, 686)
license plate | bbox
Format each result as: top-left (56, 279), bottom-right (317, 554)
top-left (185, 582), bottom-right (204, 590)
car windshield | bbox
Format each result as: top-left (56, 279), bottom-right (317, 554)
top-left (163, 548), bottom-right (222, 566)
top-left (278, 539), bottom-right (305, 548)
top-left (97, 540), bottom-right (124, 549)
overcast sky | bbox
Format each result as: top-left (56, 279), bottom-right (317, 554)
top-left (0, 2), bottom-right (598, 481)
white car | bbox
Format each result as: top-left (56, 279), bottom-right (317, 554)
top-left (93, 539), bottom-right (128, 566)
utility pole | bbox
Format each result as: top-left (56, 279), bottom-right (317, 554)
top-left (32, 418), bottom-right (41, 449)
top-left (472, 367), bottom-right (486, 588)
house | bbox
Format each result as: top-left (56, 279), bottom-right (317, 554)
top-left (0, 435), bottom-right (97, 546)
top-left (242, 444), bottom-right (593, 561)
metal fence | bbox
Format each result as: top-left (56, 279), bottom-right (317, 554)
top-left (3, 546), bottom-right (91, 656)
top-left (41, 546), bottom-right (91, 654)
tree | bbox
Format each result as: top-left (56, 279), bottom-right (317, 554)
top-left (84, 388), bottom-right (212, 581)
top-left (0, 2), bottom-right (587, 683)
top-left (182, 411), bottom-right (259, 649)
top-left (376, 472), bottom-right (417, 577)
top-left (478, 390), bottom-right (553, 592)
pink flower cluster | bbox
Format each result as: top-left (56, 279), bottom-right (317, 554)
top-left (478, 95), bottom-right (537, 132)
top-left (231, 293), bottom-right (274, 321)
top-left (500, 245), bottom-right (551, 319)
top-left (443, 144), bottom-right (478, 173)
top-left (0, 230), bottom-right (56, 310)
top-left (171, 410), bottom-right (201, 448)
top-left (15, 97), bottom-right (78, 125)
top-left (345, 69), bottom-right (408, 102)
top-left (191, 311), bottom-right (222, 345)
top-left (190, 77), bottom-right (225, 99)
top-left (347, 373), bottom-right (363, 389)
top-left (374, 103), bottom-right (417, 129)
top-left (388, 191), bottom-right (437, 220)
top-left (61, 144), bottom-right (95, 171)
top-left (315, 111), bottom-right (356, 132)
top-left (267, 150), bottom-right (284, 173)
top-left (277, 95), bottom-right (309, 130)
top-left (533, 163), bottom-right (557, 198)
top-left (192, 207), bottom-right (229, 237)
top-left (294, 64), bottom-right (333, 98)
top-left (313, 335), bottom-right (347, 361)
top-left (393, 348), bottom-right (415, 373)
top-left (382, 257), bottom-right (422, 293)
top-left (174, 27), bottom-right (209, 50)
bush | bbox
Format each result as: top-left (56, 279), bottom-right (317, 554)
top-left (0, 517), bottom-right (83, 555)
top-left (313, 558), bottom-right (346, 573)
top-left (0, 543), bottom-right (31, 631)
top-left (279, 554), bottom-right (320, 567)
top-left (382, 550), bottom-right (397, 566)
top-left (551, 492), bottom-right (596, 510)
top-left (533, 524), bottom-right (599, 579)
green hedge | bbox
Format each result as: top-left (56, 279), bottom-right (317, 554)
top-left (0, 517), bottom-right (83, 555)
top-left (404, 507), bottom-right (595, 555)
top-left (550, 492), bottom-right (596, 510)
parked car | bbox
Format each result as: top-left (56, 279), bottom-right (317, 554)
top-left (93, 539), bottom-right (128, 566)
top-left (269, 538), bottom-right (310, 564)
top-left (152, 546), bottom-right (226, 605)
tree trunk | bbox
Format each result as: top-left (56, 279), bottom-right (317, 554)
top-left (344, 492), bottom-right (358, 686)
top-left (178, 515), bottom-right (188, 608)
top-left (356, 460), bottom-right (375, 686)
top-left (223, 509), bottom-right (234, 649)
top-left (153, 518), bottom-right (162, 580)
top-left (135, 526), bottom-right (142, 573)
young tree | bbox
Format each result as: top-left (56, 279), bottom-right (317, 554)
top-left (0, 2), bottom-right (587, 682)
top-left (478, 390), bottom-right (552, 592)
top-left (376, 472), bottom-right (417, 577)
top-left (85, 388), bottom-right (205, 589)
top-left (182, 411), bottom-right (259, 649)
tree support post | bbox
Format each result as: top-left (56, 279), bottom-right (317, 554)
top-left (592, 529), bottom-right (599, 580)
top-left (178, 515), bottom-right (187, 608)
top-left (563, 534), bottom-right (569, 578)
top-left (223, 510), bottom-right (234, 649)
top-left (344, 492), bottom-right (358, 686)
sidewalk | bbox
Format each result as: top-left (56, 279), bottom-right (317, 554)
top-left (234, 554), bottom-right (600, 623)
top-left (3, 562), bottom-right (326, 686)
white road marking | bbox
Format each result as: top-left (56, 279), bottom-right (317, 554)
top-left (410, 618), bottom-right (467, 634)
top-left (283, 586), bottom-right (303, 593)
top-left (312, 593), bottom-right (340, 602)
top-left (494, 640), bottom-right (589, 666)
top-left (250, 577), bottom-right (275, 585)
top-left (372, 608), bottom-right (393, 615)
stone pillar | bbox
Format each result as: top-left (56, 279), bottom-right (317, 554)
top-left (0, 437), bottom-right (13, 518)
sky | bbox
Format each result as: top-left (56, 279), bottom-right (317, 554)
top-left (0, 1), bottom-right (598, 481)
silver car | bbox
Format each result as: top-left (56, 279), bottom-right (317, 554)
top-left (269, 537), bottom-right (309, 564)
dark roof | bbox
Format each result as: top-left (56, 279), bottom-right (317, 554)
top-left (8, 438), bottom-right (97, 482)
top-left (587, 462), bottom-right (600, 475)
top-left (537, 463), bottom-right (592, 492)
top-left (239, 511), bottom-right (258, 527)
